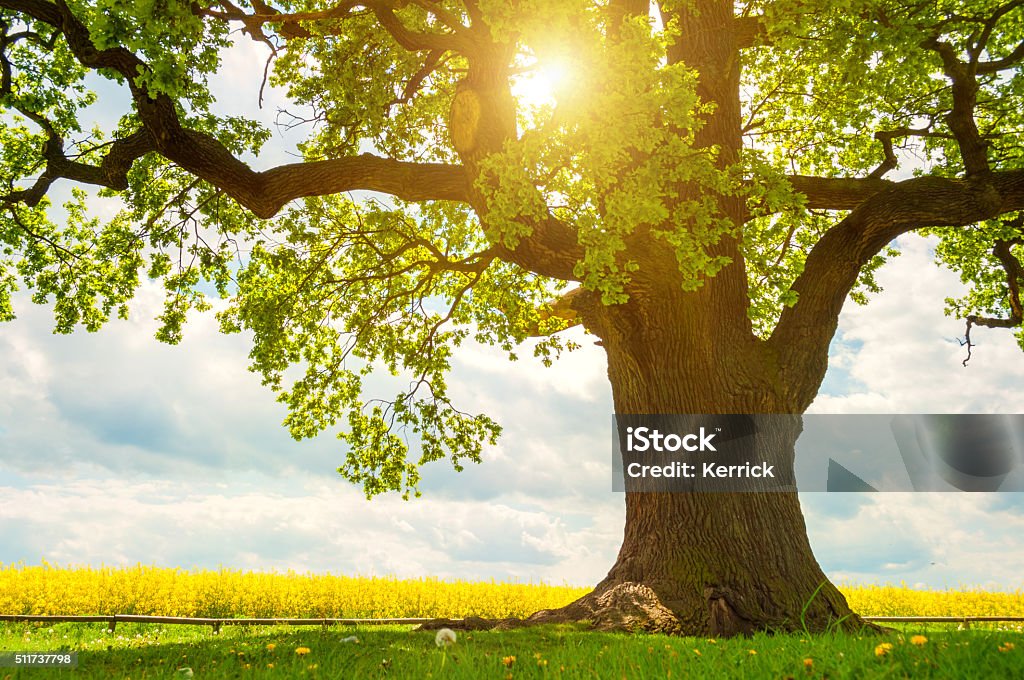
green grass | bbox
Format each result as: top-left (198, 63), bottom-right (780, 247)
top-left (0, 621), bottom-right (1021, 679)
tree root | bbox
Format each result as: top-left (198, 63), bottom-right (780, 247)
top-left (416, 581), bottom-right (889, 636)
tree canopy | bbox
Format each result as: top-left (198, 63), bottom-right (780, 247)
top-left (2, 0), bottom-right (1023, 499)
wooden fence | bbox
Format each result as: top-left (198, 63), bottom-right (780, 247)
top-left (2, 614), bottom-right (1024, 632)
top-left (0, 614), bottom-right (433, 633)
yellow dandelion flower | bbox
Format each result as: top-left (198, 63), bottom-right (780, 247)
top-left (911, 635), bottom-right (928, 646)
top-left (693, 649), bottom-right (701, 656)
top-left (267, 663), bottom-right (274, 669)
top-left (875, 642), bottom-right (894, 657)
top-left (748, 649), bottom-right (757, 655)
top-left (502, 655), bottom-right (516, 667)
top-left (266, 643), bottom-right (276, 652)
top-left (295, 647), bottom-right (311, 656)
top-left (998, 642), bottom-right (1015, 653)
top-left (803, 658), bottom-right (813, 668)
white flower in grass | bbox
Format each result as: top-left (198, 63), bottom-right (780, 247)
top-left (175, 668), bottom-right (194, 678)
top-left (435, 628), bottom-right (456, 648)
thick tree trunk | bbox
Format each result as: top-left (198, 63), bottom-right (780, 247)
top-left (554, 491), bottom-right (860, 636)
top-left (517, 290), bottom-right (872, 636)
top-left (420, 296), bottom-right (874, 638)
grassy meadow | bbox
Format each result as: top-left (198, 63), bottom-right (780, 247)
top-left (0, 564), bottom-right (1022, 678)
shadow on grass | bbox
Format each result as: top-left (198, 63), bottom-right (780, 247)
top-left (2, 621), bottom-right (1022, 679)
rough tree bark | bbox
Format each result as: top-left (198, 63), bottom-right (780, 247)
top-left (426, 284), bottom-right (869, 635)
top-left (532, 492), bottom-right (857, 636)
top-left (512, 272), bottom-right (868, 635)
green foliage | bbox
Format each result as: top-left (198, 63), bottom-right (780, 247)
top-left (3, 0), bottom-right (1024, 496)
top-left (218, 196), bottom-right (574, 497)
top-left (0, 194), bottom-right (139, 332)
top-left (1, 1), bottom-right (264, 338)
top-left (66, 0), bottom-right (230, 104)
top-left (270, 7), bottom-right (459, 162)
top-left (102, 111), bottom-right (271, 343)
top-left (481, 14), bottom-right (731, 303)
top-left (929, 216), bottom-right (1024, 349)
top-left (739, 0), bottom-right (1024, 330)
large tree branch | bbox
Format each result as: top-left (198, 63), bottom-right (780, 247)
top-left (0, 0), bottom-right (472, 216)
top-left (977, 39), bottom-right (1024, 72)
top-left (966, 231), bottom-right (1024, 322)
top-left (1, 130), bottom-right (155, 206)
top-left (970, 0), bottom-right (1024, 69)
top-left (1, 13), bottom-right (157, 204)
top-left (768, 170), bottom-right (1024, 407)
top-left (785, 176), bottom-right (896, 211)
top-left (371, 4), bottom-right (470, 53)
top-left (201, 0), bottom-right (474, 51)
top-left (922, 35), bottom-right (990, 175)
top-left (5, 0), bottom-right (591, 283)
top-left (0, 115), bottom-right (467, 214)
top-left (483, 212), bottom-right (585, 283)
top-left (735, 15), bottom-right (766, 49)
top-left (253, 155), bottom-right (469, 215)
top-left (991, 236), bottom-right (1024, 322)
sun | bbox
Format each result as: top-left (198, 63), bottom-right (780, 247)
top-left (512, 59), bottom-right (573, 110)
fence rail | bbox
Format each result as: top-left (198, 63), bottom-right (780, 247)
top-left (2, 614), bottom-right (1024, 631)
top-left (0, 614), bottom-right (434, 632)
top-left (863, 615), bottom-right (1024, 629)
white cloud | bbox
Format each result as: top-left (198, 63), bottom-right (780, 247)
top-left (453, 330), bottom-right (609, 404)
top-left (803, 234), bottom-right (1024, 591)
top-left (0, 280), bottom-right (622, 586)
top-left (0, 475), bottom-right (618, 585)
top-left (811, 235), bottom-right (1024, 414)
top-left (804, 492), bottom-right (1024, 590)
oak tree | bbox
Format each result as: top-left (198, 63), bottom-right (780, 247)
top-left (2, 0), bottom-right (1023, 635)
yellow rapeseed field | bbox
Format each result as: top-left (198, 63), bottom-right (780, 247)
top-left (0, 561), bottom-right (589, 619)
top-left (842, 583), bottom-right (1024, 619)
top-left (1, 562), bottom-right (1021, 620)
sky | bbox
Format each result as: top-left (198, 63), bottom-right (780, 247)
top-left (2, 38), bottom-right (1024, 593)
